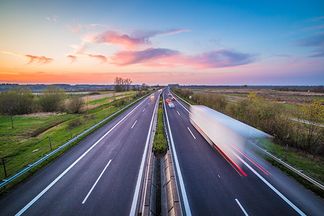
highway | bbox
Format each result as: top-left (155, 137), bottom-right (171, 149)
top-left (0, 91), bottom-right (160, 216)
top-left (163, 89), bottom-right (324, 216)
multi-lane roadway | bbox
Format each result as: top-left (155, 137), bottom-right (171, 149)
top-left (0, 91), bottom-right (160, 216)
top-left (163, 89), bottom-right (324, 216)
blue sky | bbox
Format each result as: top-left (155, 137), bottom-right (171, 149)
top-left (0, 0), bottom-right (323, 84)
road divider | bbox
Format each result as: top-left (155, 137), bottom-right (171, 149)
top-left (163, 92), bottom-right (192, 216)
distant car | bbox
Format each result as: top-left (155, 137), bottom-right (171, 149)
top-left (168, 102), bottom-right (175, 108)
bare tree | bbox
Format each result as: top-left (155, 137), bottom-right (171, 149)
top-left (114, 77), bottom-right (132, 92)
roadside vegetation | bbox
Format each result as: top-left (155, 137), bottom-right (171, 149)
top-left (173, 88), bottom-right (324, 185)
top-left (0, 83), bottom-right (150, 180)
top-left (153, 98), bottom-right (168, 154)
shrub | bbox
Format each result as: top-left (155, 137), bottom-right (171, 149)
top-left (68, 118), bottom-right (82, 130)
top-left (39, 87), bottom-right (65, 112)
top-left (66, 96), bottom-right (84, 114)
top-left (0, 88), bottom-right (34, 115)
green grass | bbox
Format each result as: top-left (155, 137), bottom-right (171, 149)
top-left (258, 139), bottom-right (324, 197)
top-left (87, 91), bottom-right (135, 106)
top-left (0, 94), bottom-right (141, 179)
top-left (259, 139), bottom-right (324, 184)
top-left (153, 99), bottom-right (168, 154)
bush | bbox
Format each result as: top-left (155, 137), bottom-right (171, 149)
top-left (66, 96), bottom-right (84, 114)
top-left (0, 88), bottom-right (34, 115)
top-left (68, 118), bottom-right (82, 130)
top-left (39, 87), bottom-right (65, 112)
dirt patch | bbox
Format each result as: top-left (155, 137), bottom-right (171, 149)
top-left (20, 112), bottom-right (64, 117)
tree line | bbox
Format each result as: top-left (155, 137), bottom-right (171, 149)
top-left (0, 87), bottom-right (84, 128)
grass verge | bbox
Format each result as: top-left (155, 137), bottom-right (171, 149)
top-left (153, 98), bottom-right (168, 154)
top-left (258, 139), bottom-right (324, 197)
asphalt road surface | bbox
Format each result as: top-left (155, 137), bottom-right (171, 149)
top-left (0, 91), bottom-right (160, 216)
top-left (163, 89), bottom-right (324, 216)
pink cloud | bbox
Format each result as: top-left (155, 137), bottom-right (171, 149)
top-left (111, 48), bottom-right (255, 68)
top-left (84, 28), bottom-right (188, 49)
top-left (87, 54), bottom-right (107, 63)
top-left (25, 55), bottom-right (53, 64)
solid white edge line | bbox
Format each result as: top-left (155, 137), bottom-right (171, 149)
top-left (171, 92), bottom-right (190, 113)
top-left (15, 97), bottom-right (148, 216)
top-left (175, 92), bottom-right (306, 216)
top-left (164, 92), bottom-right (192, 216)
top-left (231, 151), bottom-right (306, 216)
top-left (131, 120), bottom-right (138, 129)
top-left (187, 127), bottom-right (196, 139)
top-left (129, 93), bottom-right (159, 216)
top-left (82, 159), bottom-right (112, 204)
top-left (235, 198), bottom-right (249, 216)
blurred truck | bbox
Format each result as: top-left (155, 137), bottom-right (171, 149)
top-left (189, 105), bottom-right (271, 166)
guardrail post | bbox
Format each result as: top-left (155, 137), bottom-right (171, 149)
top-left (48, 137), bottom-right (53, 151)
top-left (1, 157), bottom-right (7, 178)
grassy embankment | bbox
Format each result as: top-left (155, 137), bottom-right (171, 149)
top-left (152, 98), bottom-right (168, 154)
top-left (173, 88), bottom-right (324, 196)
top-left (0, 91), bottom-right (140, 180)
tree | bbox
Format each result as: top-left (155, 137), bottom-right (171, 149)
top-left (299, 101), bottom-right (324, 154)
top-left (114, 77), bottom-right (124, 92)
top-left (39, 87), bottom-right (65, 112)
top-left (114, 77), bottom-right (133, 92)
top-left (0, 88), bottom-right (34, 128)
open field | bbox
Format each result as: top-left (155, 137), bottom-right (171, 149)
top-left (191, 87), bottom-right (324, 120)
top-left (0, 91), bottom-right (139, 179)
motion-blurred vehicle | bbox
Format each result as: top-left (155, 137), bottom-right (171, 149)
top-left (189, 105), bottom-right (270, 166)
top-left (168, 102), bottom-right (175, 108)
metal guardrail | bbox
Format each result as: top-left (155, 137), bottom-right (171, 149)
top-left (171, 90), bottom-right (324, 191)
top-left (0, 94), bottom-right (147, 189)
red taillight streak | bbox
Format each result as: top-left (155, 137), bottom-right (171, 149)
top-left (231, 145), bottom-right (270, 176)
top-left (213, 145), bottom-right (248, 177)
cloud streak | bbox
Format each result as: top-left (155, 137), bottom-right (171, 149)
top-left (84, 28), bottom-right (188, 49)
top-left (1, 51), bottom-right (53, 64)
top-left (87, 54), bottom-right (107, 63)
top-left (298, 33), bottom-right (324, 57)
top-left (111, 48), bottom-right (255, 68)
top-left (67, 55), bottom-right (77, 63)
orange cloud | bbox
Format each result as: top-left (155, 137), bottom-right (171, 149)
top-left (25, 55), bottom-right (53, 64)
top-left (67, 55), bottom-right (77, 63)
top-left (87, 54), bottom-right (107, 63)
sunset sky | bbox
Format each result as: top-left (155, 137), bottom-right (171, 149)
top-left (0, 0), bottom-right (323, 85)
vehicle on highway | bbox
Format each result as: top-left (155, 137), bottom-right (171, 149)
top-left (168, 101), bottom-right (175, 108)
